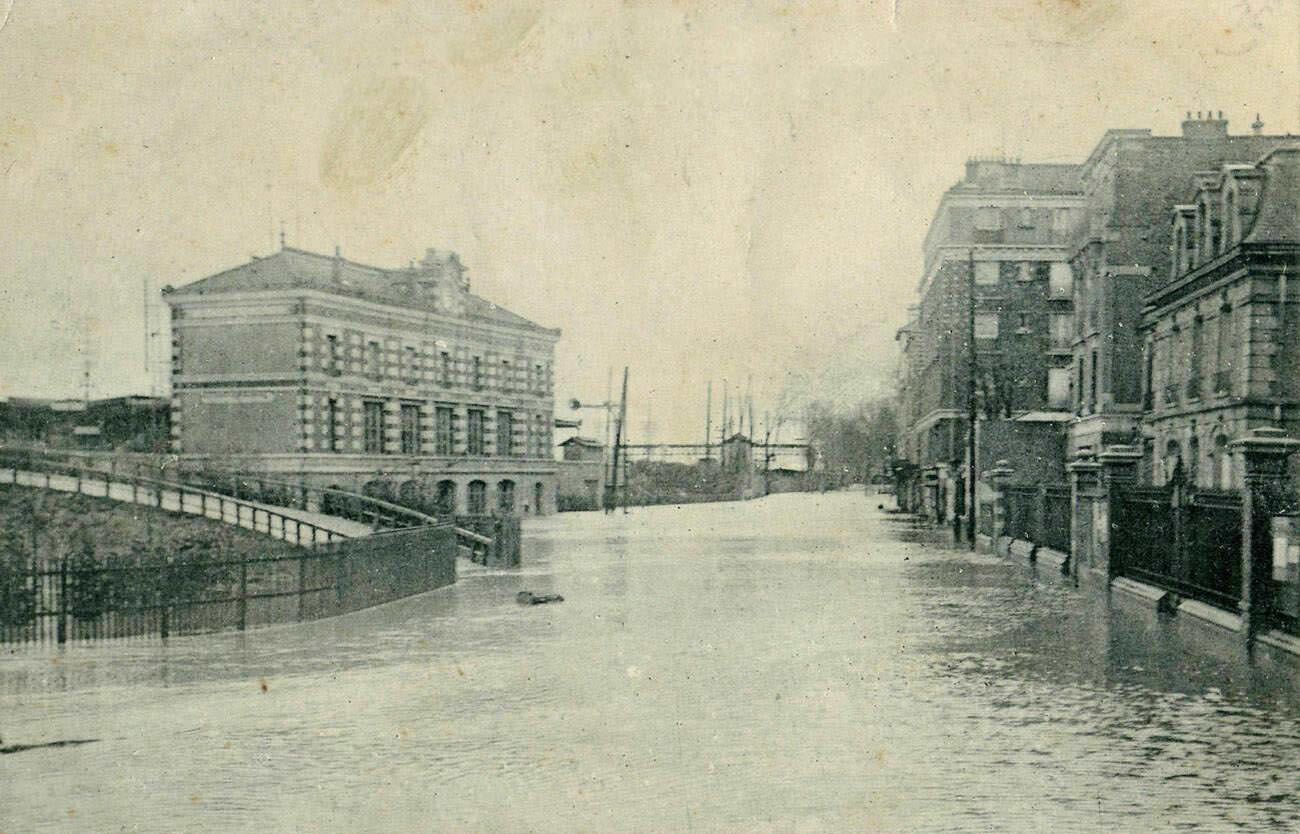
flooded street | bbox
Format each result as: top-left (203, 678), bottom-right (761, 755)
top-left (4, 491), bottom-right (1300, 832)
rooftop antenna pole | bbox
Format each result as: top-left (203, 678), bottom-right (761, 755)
top-left (142, 275), bottom-right (151, 395)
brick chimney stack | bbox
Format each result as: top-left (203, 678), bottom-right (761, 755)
top-left (1181, 110), bottom-right (1229, 140)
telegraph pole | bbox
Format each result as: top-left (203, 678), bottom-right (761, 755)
top-left (609, 366), bottom-right (629, 513)
top-left (705, 380), bottom-right (713, 460)
top-left (966, 249), bottom-right (978, 549)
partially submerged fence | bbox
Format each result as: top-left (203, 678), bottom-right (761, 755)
top-left (1, 524), bottom-right (456, 645)
top-left (1002, 484), bottom-right (1072, 555)
top-left (1111, 487), bottom-right (1243, 612)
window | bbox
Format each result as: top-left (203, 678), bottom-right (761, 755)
top-left (975, 207), bottom-right (1002, 231)
top-left (1173, 226), bottom-right (1185, 277)
top-left (467, 480), bottom-right (487, 515)
top-left (1048, 263), bottom-right (1072, 298)
top-left (497, 479), bottom-right (516, 514)
top-left (534, 363), bottom-right (544, 393)
top-left (497, 409), bottom-right (514, 456)
top-left (1215, 303), bottom-right (1234, 393)
top-left (1076, 358), bottom-right (1085, 413)
top-left (363, 401), bottom-right (385, 454)
top-left (1052, 208), bottom-right (1073, 235)
top-left (1017, 208), bottom-right (1034, 229)
top-left (435, 406), bottom-right (453, 455)
top-left (974, 312), bottom-right (999, 339)
top-left (1017, 262), bottom-right (1033, 282)
top-left (1188, 316), bottom-right (1204, 399)
top-left (467, 408), bottom-right (485, 456)
top-left (439, 351), bottom-right (452, 386)
top-left (400, 403), bottom-right (420, 455)
top-left (1089, 349), bottom-right (1098, 408)
top-left (1050, 313), bottom-right (1073, 348)
top-left (472, 356), bottom-right (483, 390)
top-left (367, 341), bottom-right (382, 380)
top-left (435, 480), bottom-right (456, 515)
top-left (1188, 434), bottom-right (1200, 487)
top-left (1215, 435), bottom-right (1231, 488)
top-left (1016, 313), bottom-right (1030, 333)
top-left (326, 398), bottom-right (340, 452)
top-left (404, 346), bottom-right (419, 385)
top-left (1223, 189), bottom-right (1237, 251)
top-left (326, 335), bottom-right (341, 376)
top-left (1047, 367), bottom-right (1071, 410)
top-left (974, 261), bottom-right (1000, 286)
top-left (501, 359), bottom-right (512, 392)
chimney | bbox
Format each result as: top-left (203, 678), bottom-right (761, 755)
top-left (332, 245), bottom-right (342, 282)
top-left (1252, 113), bottom-right (1264, 135)
top-left (1181, 110), bottom-right (1228, 141)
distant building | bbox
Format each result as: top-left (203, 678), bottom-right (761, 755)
top-left (556, 436), bottom-right (605, 511)
top-left (896, 157), bottom-right (1083, 520)
top-left (0, 395), bottom-right (169, 452)
top-left (1068, 114), bottom-right (1300, 459)
top-left (163, 244), bottom-right (561, 515)
top-left (1141, 145), bottom-right (1300, 489)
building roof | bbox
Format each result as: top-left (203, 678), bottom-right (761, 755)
top-left (1245, 146), bottom-right (1300, 244)
top-left (560, 436), bottom-right (604, 448)
top-left (166, 246), bottom-right (557, 334)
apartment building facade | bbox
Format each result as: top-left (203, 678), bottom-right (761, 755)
top-left (1141, 146), bottom-right (1300, 489)
top-left (896, 158), bottom-right (1083, 520)
top-left (1068, 114), bottom-right (1300, 459)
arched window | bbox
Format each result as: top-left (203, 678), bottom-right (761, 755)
top-left (1164, 439), bottom-right (1183, 486)
top-left (1188, 434), bottom-right (1200, 487)
top-left (534, 482), bottom-right (545, 516)
top-left (1215, 435), bottom-right (1232, 489)
top-left (467, 480), bottom-right (487, 515)
top-left (436, 480), bottom-right (457, 516)
top-left (398, 479), bottom-right (421, 508)
top-left (497, 479), bottom-right (516, 514)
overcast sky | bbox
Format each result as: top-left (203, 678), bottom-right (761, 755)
top-left (1, 0), bottom-right (1297, 443)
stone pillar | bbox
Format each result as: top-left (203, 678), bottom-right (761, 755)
top-left (1067, 448), bottom-right (1101, 582)
top-left (1097, 444), bottom-right (1144, 583)
top-left (987, 460), bottom-right (1014, 548)
top-left (1230, 427), bottom-right (1300, 645)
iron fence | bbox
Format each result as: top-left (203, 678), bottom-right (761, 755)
top-left (0, 525), bottom-right (456, 645)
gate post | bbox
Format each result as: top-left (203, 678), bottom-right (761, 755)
top-left (1067, 449), bottom-right (1101, 582)
top-left (1096, 444), bottom-right (1144, 585)
top-left (1230, 427), bottom-right (1300, 646)
top-left (986, 460), bottom-right (1014, 551)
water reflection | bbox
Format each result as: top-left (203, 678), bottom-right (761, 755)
top-left (3, 493), bottom-right (1300, 833)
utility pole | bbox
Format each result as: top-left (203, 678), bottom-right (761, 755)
top-left (609, 366), bottom-right (629, 514)
top-left (966, 249), bottom-right (978, 550)
top-left (705, 380), bottom-right (713, 460)
top-left (721, 380), bottom-right (730, 445)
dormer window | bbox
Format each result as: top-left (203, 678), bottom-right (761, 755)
top-left (1222, 188), bottom-right (1237, 251)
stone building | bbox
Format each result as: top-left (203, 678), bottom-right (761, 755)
top-left (163, 244), bottom-right (561, 515)
top-left (896, 158), bottom-right (1083, 521)
top-left (1067, 114), bottom-right (1300, 459)
top-left (1141, 146), bottom-right (1300, 489)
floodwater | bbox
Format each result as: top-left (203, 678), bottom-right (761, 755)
top-left (3, 491), bottom-right (1300, 833)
